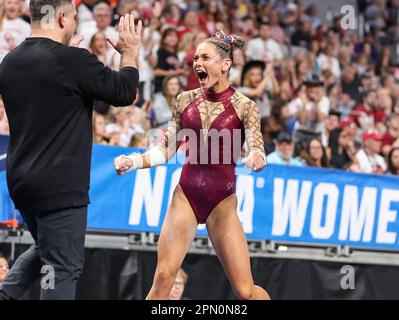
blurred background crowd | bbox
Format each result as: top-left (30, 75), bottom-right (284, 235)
top-left (1, 0), bottom-right (399, 175)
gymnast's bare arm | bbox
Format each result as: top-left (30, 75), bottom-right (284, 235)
top-left (114, 94), bottom-right (183, 175)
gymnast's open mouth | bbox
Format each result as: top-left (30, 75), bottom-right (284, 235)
top-left (196, 69), bottom-right (208, 83)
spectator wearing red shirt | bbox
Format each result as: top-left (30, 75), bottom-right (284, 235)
top-left (165, 3), bottom-right (182, 28)
top-left (351, 89), bottom-right (377, 130)
top-left (177, 11), bottom-right (209, 40)
top-left (374, 88), bottom-right (394, 126)
top-left (340, 117), bottom-right (358, 141)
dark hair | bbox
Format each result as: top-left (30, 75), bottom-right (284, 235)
top-left (30, 0), bottom-right (73, 26)
top-left (328, 109), bottom-right (342, 118)
top-left (260, 116), bottom-right (269, 134)
top-left (259, 20), bottom-right (271, 27)
top-left (204, 31), bottom-right (245, 61)
top-left (162, 75), bottom-right (180, 108)
top-left (362, 89), bottom-right (376, 101)
top-left (160, 27), bottom-right (178, 52)
top-left (204, 0), bottom-right (220, 17)
top-left (305, 138), bottom-right (330, 168)
top-left (271, 98), bottom-right (288, 130)
top-left (327, 82), bottom-right (339, 96)
top-left (271, 99), bottom-right (288, 116)
top-left (387, 147), bottom-right (399, 174)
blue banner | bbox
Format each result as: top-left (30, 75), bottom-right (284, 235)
top-left (0, 135), bottom-right (15, 221)
top-left (1, 141), bottom-right (399, 250)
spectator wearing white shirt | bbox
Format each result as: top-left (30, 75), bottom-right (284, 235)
top-left (245, 21), bottom-right (284, 64)
top-left (317, 42), bottom-right (341, 79)
top-left (237, 60), bottom-right (280, 117)
top-left (89, 31), bottom-right (119, 70)
top-left (288, 74), bottom-right (330, 144)
top-left (152, 75), bottom-right (181, 129)
top-left (304, 4), bottom-right (321, 31)
top-left (77, 0), bottom-right (96, 26)
top-left (0, 0), bottom-right (31, 62)
top-left (78, 2), bottom-right (118, 51)
top-left (365, 0), bottom-right (386, 30)
top-left (106, 107), bottom-right (138, 147)
top-left (355, 130), bottom-right (387, 174)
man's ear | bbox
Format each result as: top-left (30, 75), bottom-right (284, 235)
top-left (58, 11), bottom-right (66, 29)
top-left (222, 59), bottom-right (232, 73)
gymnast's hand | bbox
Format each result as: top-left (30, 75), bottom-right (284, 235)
top-left (242, 151), bottom-right (267, 172)
top-left (114, 153), bottom-right (142, 175)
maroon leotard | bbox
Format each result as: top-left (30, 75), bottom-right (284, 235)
top-left (156, 86), bottom-right (266, 224)
top-left (178, 87), bottom-right (245, 223)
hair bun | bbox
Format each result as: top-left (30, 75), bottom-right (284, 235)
top-left (212, 30), bottom-right (245, 50)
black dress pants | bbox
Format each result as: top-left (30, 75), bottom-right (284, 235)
top-left (0, 205), bottom-right (87, 300)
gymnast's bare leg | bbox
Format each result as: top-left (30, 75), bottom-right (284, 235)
top-left (206, 194), bottom-right (270, 300)
top-left (146, 185), bottom-right (197, 300)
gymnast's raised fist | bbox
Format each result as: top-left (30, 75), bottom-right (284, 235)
top-left (107, 14), bottom-right (142, 59)
top-left (114, 153), bottom-right (142, 175)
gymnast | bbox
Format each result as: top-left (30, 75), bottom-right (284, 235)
top-left (114, 31), bottom-right (270, 300)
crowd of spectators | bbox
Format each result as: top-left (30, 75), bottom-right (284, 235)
top-left (1, 0), bottom-right (399, 176)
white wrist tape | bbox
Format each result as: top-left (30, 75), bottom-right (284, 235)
top-left (127, 147), bottom-right (166, 170)
top-left (147, 147), bottom-right (167, 167)
top-left (123, 153), bottom-right (143, 172)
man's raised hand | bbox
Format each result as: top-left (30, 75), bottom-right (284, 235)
top-left (107, 14), bottom-right (142, 57)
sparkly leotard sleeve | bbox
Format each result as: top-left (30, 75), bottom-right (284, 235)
top-left (242, 99), bottom-right (267, 161)
top-left (139, 93), bottom-right (185, 168)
